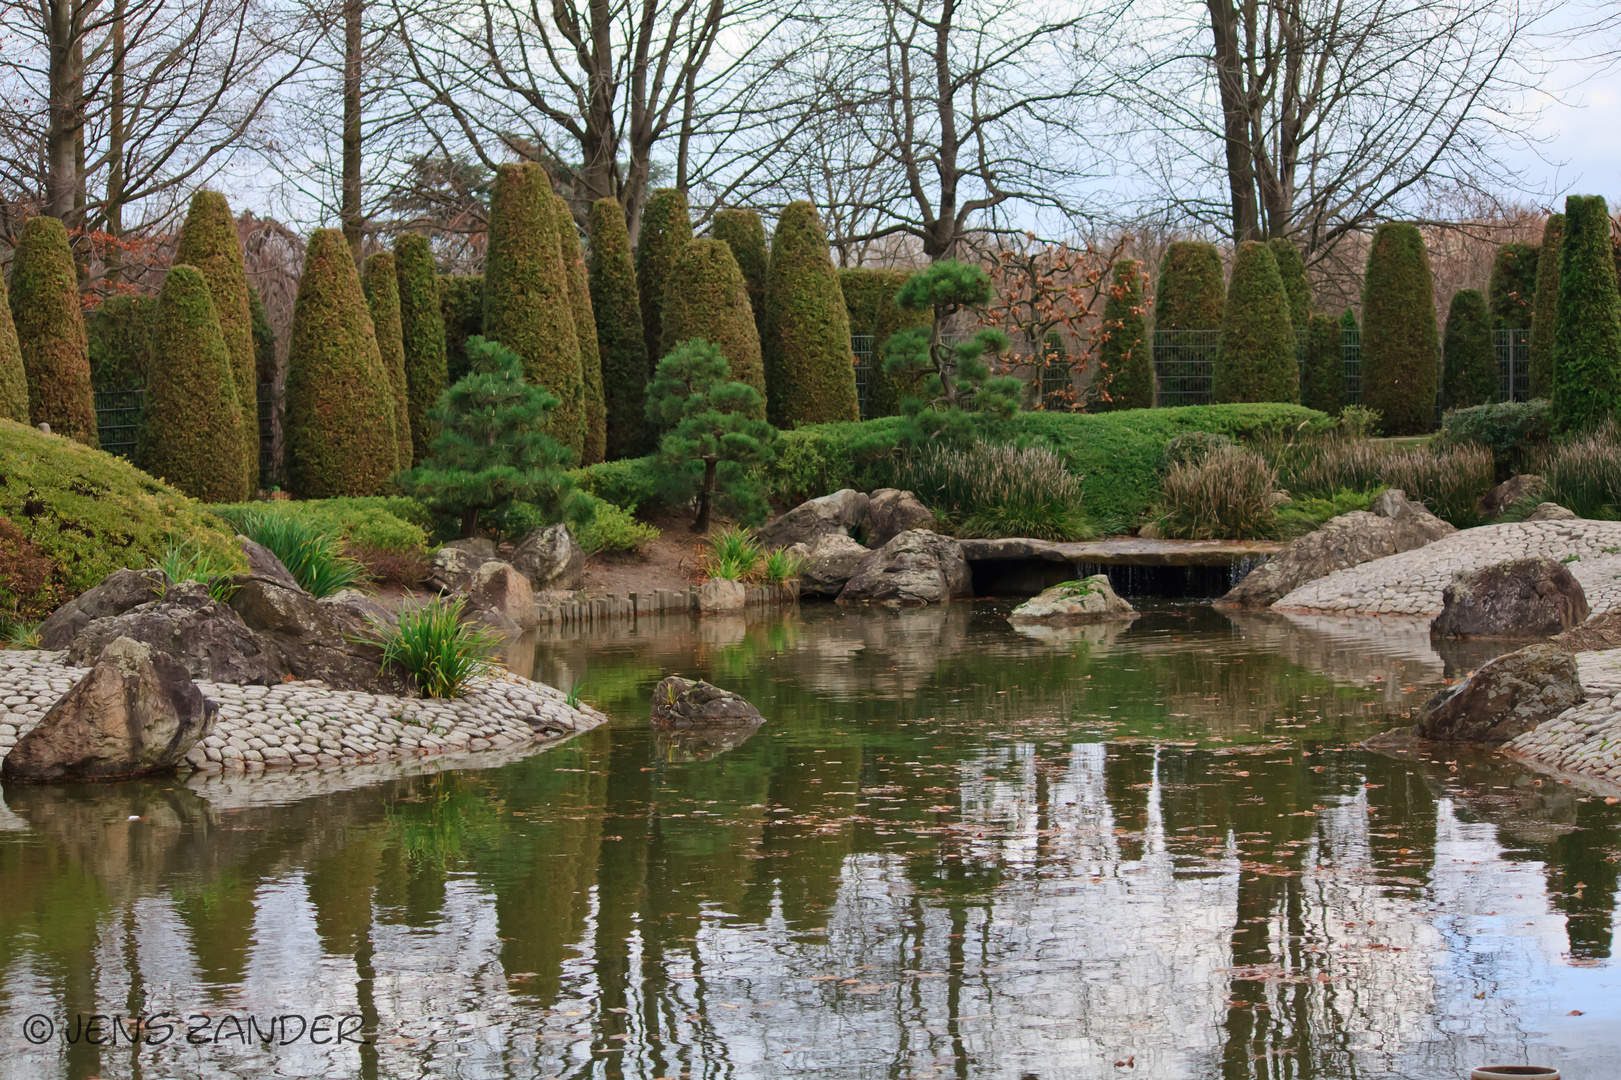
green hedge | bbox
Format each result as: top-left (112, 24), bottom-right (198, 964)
top-left (1488, 241), bottom-right (1538, 329)
top-left (1436, 398), bottom-right (1551, 479)
top-left (438, 274), bottom-right (484, 385)
top-left (9, 216), bottom-right (96, 445)
top-left (1441, 288), bottom-right (1496, 409)
top-left (86, 294), bottom-right (157, 394)
top-left (1094, 259), bottom-right (1151, 410)
top-left (1266, 238), bottom-right (1311, 328)
top-left (838, 267), bottom-right (927, 417)
top-left (1552, 194), bottom-right (1621, 432)
top-left (588, 198), bottom-right (650, 461)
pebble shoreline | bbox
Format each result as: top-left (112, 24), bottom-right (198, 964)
top-left (1505, 649), bottom-right (1621, 788)
top-left (0, 651), bottom-right (604, 774)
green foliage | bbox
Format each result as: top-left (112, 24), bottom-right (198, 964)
top-left (1552, 194), bottom-right (1621, 433)
top-left (895, 442), bottom-right (1093, 541)
top-left (8, 216), bottom-right (96, 445)
top-left (1337, 404), bottom-right (1381, 437)
top-left (1156, 446), bottom-right (1278, 540)
top-left (438, 274), bottom-right (484, 385)
top-left (1360, 222), bottom-right (1440, 436)
top-left (139, 265), bottom-right (250, 502)
top-left (1266, 238), bottom-right (1311, 327)
top-left (1161, 431), bottom-right (1232, 470)
top-left (761, 201), bottom-right (860, 426)
top-left (1526, 421), bottom-right (1621, 519)
top-left (1094, 259), bottom-right (1151, 410)
top-left (394, 234), bottom-right (448, 467)
top-left (284, 229), bottom-right (399, 497)
top-left (763, 546), bottom-right (804, 584)
top-left (661, 238), bottom-right (767, 415)
top-left (577, 501), bottom-right (658, 554)
top-left (235, 510), bottom-right (364, 597)
top-left (249, 283), bottom-right (276, 386)
top-left (86, 294), bottom-right (156, 395)
top-left (374, 596), bottom-right (503, 698)
top-left (1214, 241), bottom-right (1298, 403)
top-left (646, 339), bottom-right (777, 531)
top-left (703, 526), bottom-right (763, 580)
top-left (1153, 241), bottom-right (1226, 330)
top-left (1529, 214), bottom-right (1564, 400)
top-left (0, 270), bottom-right (28, 423)
top-left (1442, 288), bottom-right (1496, 409)
top-left (400, 336), bottom-right (575, 538)
top-left (710, 208), bottom-right (768, 339)
top-left (1340, 308), bottom-right (1358, 332)
top-left (1273, 487), bottom-right (1385, 538)
top-left (838, 267), bottom-right (929, 417)
top-left (211, 496), bottom-right (429, 553)
top-left (0, 418), bottom-right (242, 598)
top-left (1488, 242), bottom-right (1539, 329)
top-left (1300, 312), bottom-right (1343, 415)
top-left (152, 541), bottom-right (240, 603)
top-left (636, 188), bottom-right (694, 372)
top-left (1436, 398), bottom-right (1552, 478)
top-left (556, 195), bottom-right (606, 465)
top-left (588, 198), bottom-right (651, 461)
top-left (363, 251), bottom-right (414, 470)
top-left (1262, 436), bottom-right (1494, 527)
top-left (571, 454), bottom-right (661, 511)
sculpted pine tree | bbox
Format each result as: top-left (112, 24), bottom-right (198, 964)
top-left (710, 208), bottom-right (768, 340)
top-left (588, 198), bottom-right (651, 460)
top-left (8, 216), bottom-right (96, 445)
top-left (636, 189), bottom-right (693, 370)
top-left (1266, 238), bottom-right (1311, 328)
top-left (0, 269), bottom-right (31, 423)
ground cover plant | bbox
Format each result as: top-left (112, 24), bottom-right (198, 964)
top-left (576, 502), bottom-right (659, 554)
top-left (896, 442), bottom-right (1092, 541)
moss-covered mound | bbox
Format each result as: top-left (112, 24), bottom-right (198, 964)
top-left (284, 228), bottom-right (399, 497)
top-left (1443, 288), bottom-right (1496, 409)
top-left (1553, 195), bottom-right (1621, 432)
top-left (363, 251), bottom-right (413, 470)
top-left (660, 237), bottom-right (767, 414)
top-left (1214, 241), bottom-right (1297, 403)
top-left (588, 198), bottom-right (649, 460)
top-left (710, 208), bottom-right (768, 340)
top-left (635, 188), bottom-right (693, 368)
top-left (556, 195), bottom-right (606, 464)
top-left (0, 418), bottom-right (242, 599)
top-left (1361, 222), bottom-right (1440, 435)
top-left (1266, 238), bottom-right (1310, 328)
top-left (1154, 241), bottom-right (1226, 330)
top-left (1488, 242), bottom-right (1538, 329)
top-left (1095, 259), bottom-right (1151, 410)
top-left (761, 201), bottom-right (859, 426)
top-left (839, 268), bottom-right (928, 417)
top-left (1529, 214), bottom-right (1564, 400)
top-left (438, 273), bottom-right (483, 385)
top-left (394, 234), bottom-right (447, 467)
top-left (9, 216), bottom-right (96, 445)
top-left (1300, 312), bottom-right (1343, 415)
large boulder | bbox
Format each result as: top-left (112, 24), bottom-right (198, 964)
top-left (37, 568), bottom-right (168, 650)
top-left (755, 489), bottom-right (870, 550)
top-left (1009, 574), bottom-right (1138, 623)
top-left (229, 578), bottom-right (412, 694)
top-left (238, 536), bottom-right (304, 592)
top-left (511, 524), bottom-right (585, 591)
top-left (67, 582), bottom-right (283, 684)
top-left (467, 560), bottom-right (537, 629)
top-left (697, 577), bottom-right (746, 614)
top-left (425, 545), bottom-right (485, 594)
top-left (837, 529), bottom-right (970, 607)
top-left (861, 488), bottom-right (937, 549)
top-left (1431, 557), bottom-right (1589, 638)
top-left (1478, 474), bottom-right (1544, 521)
top-left (650, 675), bottom-right (763, 728)
top-left (1409, 643), bottom-right (1583, 744)
top-left (788, 534), bottom-right (872, 597)
top-left (1217, 489), bottom-right (1454, 609)
top-left (2, 637), bottom-right (217, 781)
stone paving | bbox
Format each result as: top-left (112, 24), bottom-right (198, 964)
top-left (1272, 520), bottom-right (1621, 617)
top-left (1506, 648), bottom-right (1621, 788)
top-left (0, 650), bottom-right (603, 774)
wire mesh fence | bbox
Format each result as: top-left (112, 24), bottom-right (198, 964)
top-left (852, 335), bottom-right (873, 420)
top-left (92, 389), bottom-right (144, 460)
top-left (1152, 328), bottom-right (1368, 409)
top-left (1494, 328), bottom-right (1531, 403)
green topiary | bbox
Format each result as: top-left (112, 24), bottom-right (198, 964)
top-left (284, 228), bottom-right (400, 497)
top-left (1300, 312), bottom-right (1343, 415)
top-left (761, 201), bottom-right (859, 426)
top-left (1360, 222), bottom-right (1440, 435)
top-left (138, 265), bottom-right (250, 502)
top-left (1529, 213), bottom-right (1564, 400)
top-left (1094, 259), bottom-right (1152, 410)
top-left (1488, 242), bottom-right (1538, 329)
top-left (483, 163), bottom-right (585, 457)
top-left (0, 270), bottom-right (26, 423)
top-left (555, 195), bottom-right (606, 464)
top-left (1340, 308), bottom-right (1358, 332)
top-left (1213, 241), bottom-right (1298, 404)
top-left (363, 251), bottom-right (413, 470)
top-left (1552, 195), bottom-right (1621, 432)
top-left (839, 267), bottom-right (929, 417)
top-left (660, 237), bottom-right (767, 415)
top-left (710, 208), bottom-right (768, 340)
top-left (588, 198), bottom-right (650, 461)
top-left (8, 216), bottom-right (97, 445)
top-left (1153, 241), bottom-right (1226, 330)
top-left (438, 274), bottom-right (483, 384)
top-left (248, 284), bottom-right (275, 386)
top-left (394, 233), bottom-right (447, 466)
top-left (1266, 238), bottom-right (1310, 327)
top-left (635, 188), bottom-right (693, 371)
top-left (1442, 288), bottom-right (1496, 409)
top-left (86, 294), bottom-right (157, 393)
top-left (174, 190), bottom-right (259, 490)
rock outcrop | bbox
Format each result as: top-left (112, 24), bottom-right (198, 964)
top-left (650, 676), bottom-right (764, 728)
top-left (239, 537), bottom-right (304, 592)
top-left (1478, 474), bottom-right (1544, 521)
top-left (67, 581), bottom-right (283, 685)
top-left (37, 568), bottom-right (167, 650)
top-left (1407, 644), bottom-right (1583, 744)
top-left (756, 489), bottom-right (871, 550)
top-left (467, 561), bottom-right (537, 630)
top-left (1553, 610), bottom-right (1621, 652)
top-left (1526, 502), bottom-right (1577, 522)
top-left (837, 529), bottom-right (970, 607)
top-left (512, 525), bottom-right (585, 591)
top-left (697, 578), bottom-right (746, 614)
top-left (228, 578), bottom-right (412, 694)
top-left (1431, 556), bottom-right (1589, 638)
top-left (860, 488), bottom-right (936, 549)
top-left (1009, 575), bottom-right (1138, 623)
top-left (425, 545), bottom-right (486, 594)
top-left (787, 534), bottom-right (872, 597)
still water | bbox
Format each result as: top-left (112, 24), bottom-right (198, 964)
top-left (0, 601), bottom-right (1617, 1080)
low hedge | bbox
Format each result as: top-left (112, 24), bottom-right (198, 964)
top-left (209, 496), bottom-right (431, 553)
top-left (1435, 398), bottom-right (1552, 479)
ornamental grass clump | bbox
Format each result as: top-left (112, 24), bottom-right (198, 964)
top-left (374, 597), bottom-right (503, 698)
top-left (1156, 446), bottom-right (1278, 540)
top-left (897, 442), bottom-right (1092, 542)
top-left (1526, 422), bottom-right (1621, 519)
top-left (763, 547), bottom-right (805, 584)
top-left (703, 526), bottom-right (763, 580)
top-left (1265, 437), bottom-right (1494, 527)
top-left (237, 511), bottom-right (364, 597)
top-left (152, 541), bottom-right (240, 602)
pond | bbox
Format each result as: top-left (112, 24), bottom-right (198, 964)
top-left (0, 600), bottom-right (1617, 1079)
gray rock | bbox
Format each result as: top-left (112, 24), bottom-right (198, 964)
top-left (1408, 643), bottom-right (1583, 744)
top-left (426, 545), bottom-right (485, 594)
top-left (1553, 609), bottom-right (1621, 652)
top-left (511, 524), bottom-right (585, 590)
top-left (2, 637), bottom-right (217, 781)
top-left (238, 536), bottom-right (305, 593)
top-left (1526, 502), bottom-right (1578, 521)
top-left (1478, 474), bottom-right (1544, 520)
top-left (322, 589), bottom-right (397, 629)
top-left (697, 577), bottom-right (746, 614)
top-left (755, 489), bottom-right (871, 550)
top-left (789, 534), bottom-right (872, 597)
top-left (1432, 556), bottom-right (1589, 638)
top-left (836, 529), bottom-right (971, 607)
top-left (467, 561), bottom-right (537, 629)
top-left (229, 579), bottom-right (412, 694)
top-left (650, 675), bottom-right (763, 728)
top-left (67, 582), bottom-right (283, 684)
top-left (1009, 574), bottom-right (1138, 623)
top-left (38, 567), bottom-right (169, 649)
top-left (443, 537), bottom-right (498, 560)
top-left (861, 489), bottom-right (937, 549)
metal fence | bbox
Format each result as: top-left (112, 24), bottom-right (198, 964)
top-left (1494, 328), bottom-right (1531, 403)
top-left (92, 389), bottom-right (144, 459)
top-left (852, 335), bottom-right (874, 420)
top-left (1151, 327), bottom-right (1367, 409)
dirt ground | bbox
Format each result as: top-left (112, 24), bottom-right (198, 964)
top-left (579, 510), bottom-right (713, 594)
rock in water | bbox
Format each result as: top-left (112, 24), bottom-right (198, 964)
top-left (649, 676), bottom-right (763, 728)
top-left (37, 568), bottom-right (168, 649)
top-left (511, 525), bottom-right (585, 591)
top-left (787, 534), bottom-right (871, 597)
top-left (67, 581), bottom-right (283, 684)
top-left (1009, 575), bottom-right (1138, 623)
top-left (697, 578), bottom-right (746, 614)
top-left (1408, 643), bottom-right (1583, 744)
top-left (1431, 557), bottom-right (1589, 638)
top-left (468, 561), bottom-right (537, 629)
top-left (2, 637), bottom-right (217, 781)
top-left (861, 489), bottom-right (936, 549)
top-left (755, 489), bottom-right (871, 550)
top-left (836, 530), bottom-right (971, 607)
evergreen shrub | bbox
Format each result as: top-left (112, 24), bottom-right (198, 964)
top-left (660, 238), bottom-right (767, 413)
top-left (1360, 222), bottom-right (1440, 435)
top-left (555, 194), bottom-right (606, 463)
top-left (838, 267), bottom-right (928, 417)
top-left (9, 216), bottom-right (97, 445)
top-left (249, 284), bottom-right (276, 386)
top-left (635, 188), bottom-right (693, 371)
top-left (1488, 242), bottom-right (1538, 328)
top-left (1552, 195), bottom-right (1621, 432)
top-left (761, 201), bottom-right (859, 426)
top-left (0, 269), bottom-right (25, 423)
top-left (438, 274), bottom-right (484, 384)
top-left (1266, 238), bottom-right (1310, 327)
top-left (1529, 214), bottom-right (1564, 400)
top-left (710, 208), bottom-right (768, 338)
top-left (1436, 399), bottom-right (1552, 479)
top-left (363, 251), bottom-right (413, 470)
top-left (1300, 312), bottom-right (1343, 415)
top-left (1094, 259), bottom-right (1151, 410)
top-left (1214, 241), bottom-right (1297, 403)
top-left (1153, 241), bottom-right (1225, 329)
top-left (86, 294), bottom-right (156, 394)
top-left (588, 198), bottom-right (651, 460)
top-left (394, 233), bottom-right (448, 466)
top-left (1442, 288), bottom-right (1497, 409)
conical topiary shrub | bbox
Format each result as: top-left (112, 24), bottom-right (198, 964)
top-left (483, 163), bottom-right (584, 457)
top-left (8, 216), bottom-right (96, 445)
top-left (711, 208), bottom-right (768, 340)
top-left (0, 270), bottom-right (33, 423)
top-left (839, 268), bottom-right (929, 417)
top-left (1300, 313), bottom-right (1343, 415)
top-left (1529, 213), bottom-right (1564, 400)
top-left (1266, 238), bottom-right (1310, 328)
top-left (174, 190), bottom-right (258, 489)
top-left (636, 189), bottom-right (693, 372)
top-left (1213, 241), bottom-right (1297, 404)
top-left (1360, 222), bottom-right (1440, 435)
top-left (588, 198), bottom-right (650, 460)
top-left (284, 228), bottom-right (400, 497)
top-left (87, 294), bottom-right (157, 393)
top-left (363, 251), bottom-right (413, 470)
top-left (1442, 288), bottom-right (1496, 409)
top-left (1488, 242), bottom-right (1538, 329)
top-left (761, 201), bottom-right (859, 426)
top-left (1153, 241), bottom-right (1226, 330)
top-left (1094, 259), bottom-right (1151, 410)
top-left (1552, 195), bottom-right (1621, 432)
top-left (660, 237), bottom-right (767, 416)
top-left (394, 233), bottom-right (447, 466)
top-left (140, 265), bottom-right (249, 501)
top-left (556, 195), bottom-right (606, 464)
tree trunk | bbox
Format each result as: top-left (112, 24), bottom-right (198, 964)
top-left (342, 0), bottom-right (364, 263)
top-left (45, 0), bottom-right (85, 222)
top-left (460, 505), bottom-right (480, 539)
top-left (105, 0), bottom-right (127, 286)
top-left (1206, 0), bottom-right (1260, 243)
top-left (692, 457), bottom-right (717, 533)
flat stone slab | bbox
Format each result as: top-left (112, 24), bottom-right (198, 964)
top-left (958, 536), bottom-right (1284, 567)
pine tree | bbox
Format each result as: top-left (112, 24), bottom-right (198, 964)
top-left (660, 237), bottom-right (767, 416)
top-left (284, 228), bottom-right (399, 497)
top-left (588, 198), bottom-right (650, 461)
top-left (839, 268), bottom-right (929, 417)
top-left (140, 265), bottom-right (249, 501)
top-left (710, 208), bottom-right (768, 340)
top-left (1340, 308), bottom-right (1359, 332)
top-left (1153, 241), bottom-right (1226, 330)
top-left (646, 339), bottom-right (776, 533)
top-left (400, 337), bottom-right (576, 538)
top-left (636, 188), bottom-right (693, 371)
top-left (1488, 242), bottom-right (1539, 329)
top-left (1360, 222), bottom-right (1440, 435)
top-left (363, 251), bottom-right (413, 470)
top-left (555, 195), bottom-right (606, 464)
top-left (1552, 195), bottom-right (1621, 432)
top-left (174, 190), bottom-right (258, 489)
top-left (1266, 238), bottom-right (1311, 328)
top-left (394, 233), bottom-right (448, 466)
top-left (1299, 313), bottom-right (1343, 415)
top-left (0, 265), bottom-right (30, 423)
top-left (8, 216), bottom-right (96, 445)
top-left (1094, 259), bottom-right (1152, 410)
top-left (1442, 288), bottom-right (1497, 409)
top-left (1213, 241), bottom-right (1298, 403)
top-left (1529, 213), bottom-right (1564, 400)
top-left (761, 201), bottom-right (859, 425)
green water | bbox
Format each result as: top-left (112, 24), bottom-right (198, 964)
top-left (0, 601), bottom-right (1617, 1079)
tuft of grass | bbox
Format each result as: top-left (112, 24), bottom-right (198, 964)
top-left (564, 681), bottom-right (584, 708)
top-left (1156, 446), bottom-right (1279, 540)
top-left (238, 511), bottom-right (365, 598)
top-left (152, 542), bottom-right (240, 602)
top-left (704, 526), bottom-right (763, 581)
top-left (1516, 421), bottom-right (1621, 520)
top-left (0, 615), bottom-right (41, 649)
top-left (373, 597), bottom-right (503, 698)
top-left (763, 547), bottom-right (806, 584)
top-left (897, 442), bottom-right (1093, 541)
top-left (1261, 436), bottom-right (1494, 527)
top-left (1336, 405), bottom-right (1383, 438)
